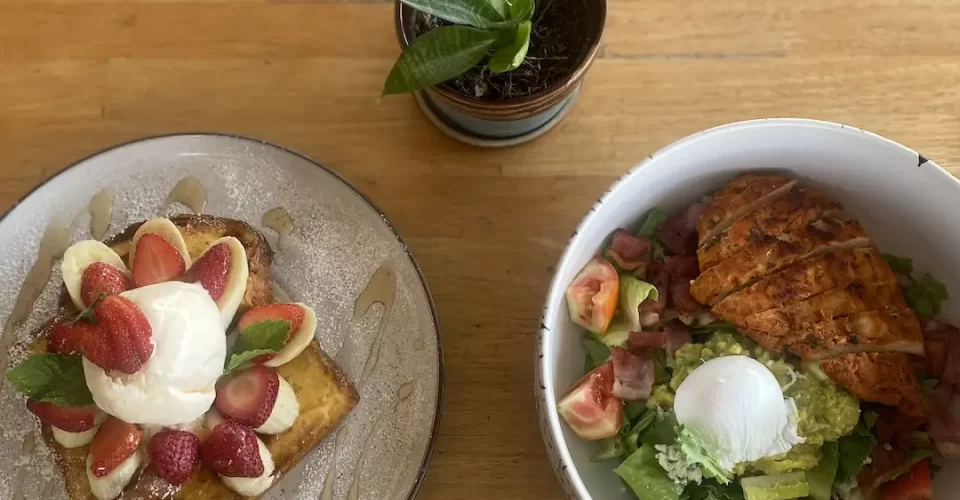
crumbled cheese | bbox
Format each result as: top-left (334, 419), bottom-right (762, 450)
top-left (654, 443), bottom-right (703, 486)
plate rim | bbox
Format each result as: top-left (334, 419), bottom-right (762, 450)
top-left (0, 132), bottom-right (444, 500)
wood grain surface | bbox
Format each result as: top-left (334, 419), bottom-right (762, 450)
top-left (2, 1), bottom-right (960, 498)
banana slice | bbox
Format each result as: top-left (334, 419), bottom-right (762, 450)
top-left (196, 236), bottom-right (249, 328)
top-left (129, 218), bottom-right (191, 269)
top-left (52, 411), bottom-right (107, 448)
top-left (204, 408), bottom-right (225, 431)
top-left (86, 449), bottom-right (142, 500)
top-left (255, 375), bottom-right (300, 435)
top-left (219, 435), bottom-right (275, 497)
top-left (263, 304), bottom-right (317, 368)
top-left (62, 241), bottom-right (128, 310)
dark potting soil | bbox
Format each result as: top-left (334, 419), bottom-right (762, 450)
top-left (414, 0), bottom-right (590, 101)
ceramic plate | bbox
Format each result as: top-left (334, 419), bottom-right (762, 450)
top-left (0, 134), bottom-right (442, 500)
top-left (536, 118), bottom-right (960, 499)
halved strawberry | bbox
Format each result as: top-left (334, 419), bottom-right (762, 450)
top-left (26, 400), bottom-right (98, 432)
top-left (82, 295), bottom-right (154, 374)
top-left (215, 365), bottom-right (279, 428)
top-left (131, 233), bottom-right (187, 288)
top-left (237, 304), bottom-right (305, 364)
top-left (80, 262), bottom-right (131, 306)
top-left (48, 320), bottom-right (99, 356)
top-left (183, 243), bottom-right (230, 301)
top-left (149, 430), bottom-right (200, 485)
top-left (200, 421), bottom-right (264, 478)
top-left (89, 417), bottom-right (142, 478)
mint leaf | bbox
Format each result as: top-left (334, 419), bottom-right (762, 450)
top-left (6, 354), bottom-right (93, 406)
top-left (225, 319), bottom-right (290, 372)
top-left (882, 254), bottom-right (914, 277)
top-left (638, 208), bottom-right (667, 238)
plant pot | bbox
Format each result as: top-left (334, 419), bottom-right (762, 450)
top-left (394, 0), bottom-right (606, 147)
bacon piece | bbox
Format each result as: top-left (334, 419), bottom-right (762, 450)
top-left (605, 230), bottom-right (653, 274)
top-left (609, 347), bottom-right (655, 401)
top-left (664, 322), bottom-right (693, 357)
top-left (639, 263), bottom-right (669, 327)
top-left (656, 203), bottom-right (707, 256)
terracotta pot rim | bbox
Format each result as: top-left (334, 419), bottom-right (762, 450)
top-left (393, 0), bottom-right (606, 113)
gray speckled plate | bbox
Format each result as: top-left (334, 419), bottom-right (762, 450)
top-left (0, 134), bottom-right (442, 500)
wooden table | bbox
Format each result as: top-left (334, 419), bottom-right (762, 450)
top-left (2, 1), bottom-right (960, 498)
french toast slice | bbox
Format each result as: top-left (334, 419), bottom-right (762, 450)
top-left (38, 214), bottom-right (358, 499)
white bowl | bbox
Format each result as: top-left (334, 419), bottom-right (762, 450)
top-left (535, 118), bottom-right (960, 499)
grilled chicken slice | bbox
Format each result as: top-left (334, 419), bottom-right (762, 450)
top-left (760, 309), bottom-right (924, 359)
top-left (690, 218), bottom-right (870, 305)
top-left (698, 188), bottom-right (843, 271)
top-left (817, 352), bottom-right (925, 416)
top-left (742, 280), bottom-right (906, 336)
top-left (697, 176), bottom-right (797, 246)
top-left (712, 247), bottom-right (895, 322)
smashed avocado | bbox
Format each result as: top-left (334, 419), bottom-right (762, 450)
top-left (647, 385), bottom-right (675, 409)
top-left (669, 332), bottom-right (860, 451)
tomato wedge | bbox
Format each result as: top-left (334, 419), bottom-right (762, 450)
top-left (882, 460), bottom-right (932, 500)
top-left (566, 256), bottom-right (619, 334)
top-left (557, 361), bottom-right (623, 440)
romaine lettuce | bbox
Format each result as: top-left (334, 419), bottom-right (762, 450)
top-left (616, 444), bottom-right (685, 500)
top-left (805, 441), bottom-right (838, 500)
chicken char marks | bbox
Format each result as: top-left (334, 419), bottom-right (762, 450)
top-left (693, 175), bottom-right (925, 414)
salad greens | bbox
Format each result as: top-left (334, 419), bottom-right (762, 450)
top-left (883, 253), bottom-right (950, 316)
top-left (804, 442), bottom-right (838, 500)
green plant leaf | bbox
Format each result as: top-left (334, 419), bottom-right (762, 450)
top-left (509, 0), bottom-right (534, 20)
top-left (485, 0), bottom-right (509, 19)
top-left (225, 319), bottom-right (290, 372)
top-left (488, 21), bottom-right (531, 73)
top-left (384, 26), bottom-right (499, 95)
top-left (6, 354), bottom-right (94, 406)
top-left (400, 0), bottom-right (504, 28)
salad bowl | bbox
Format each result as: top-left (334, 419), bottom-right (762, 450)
top-left (536, 118), bottom-right (960, 499)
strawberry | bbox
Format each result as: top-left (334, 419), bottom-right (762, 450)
top-left (80, 262), bottom-right (131, 307)
top-left (132, 233), bottom-right (187, 288)
top-left (26, 400), bottom-right (97, 432)
top-left (237, 304), bottom-right (305, 363)
top-left (89, 417), bottom-right (142, 478)
top-left (149, 430), bottom-right (200, 485)
top-left (47, 320), bottom-right (99, 356)
top-left (183, 243), bottom-right (230, 301)
top-left (200, 421), bottom-right (264, 478)
top-left (215, 365), bottom-right (279, 428)
top-left (81, 296), bottom-right (153, 374)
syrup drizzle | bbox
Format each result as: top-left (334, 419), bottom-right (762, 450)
top-left (262, 207), bottom-right (294, 251)
top-left (318, 429), bottom-right (348, 500)
top-left (354, 263), bottom-right (397, 384)
top-left (11, 431), bottom-right (37, 500)
top-left (88, 187), bottom-right (115, 241)
top-left (0, 221), bottom-right (73, 391)
top-left (164, 176), bottom-right (206, 214)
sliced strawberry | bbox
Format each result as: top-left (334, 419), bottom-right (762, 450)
top-left (89, 417), bottom-right (142, 478)
top-left (183, 243), bottom-right (230, 301)
top-left (149, 430), bottom-right (200, 485)
top-left (131, 233), bottom-right (187, 288)
top-left (80, 262), bottom-right (131, 307)
top-left (215, 365), bottom-right (279, 428)
top-left (200, 421), bottom-right (264, 478)
top-left (26, 400), bottom-right (97, 432)
top-left (47, 320), bottom-right (99, 356)
top-left (82, 295), bottom-right (153, 374)
top-left (237, 304), bottom-right (305, 363)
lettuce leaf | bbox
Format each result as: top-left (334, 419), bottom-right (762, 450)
top-left (677, 427), bottom-right (734, 484)
top-left (682, 479), bottom-right (745, 500)
top-left (582, 334), bottom-right (611, 371)
top-left (739, 472), bottom-right (809, 500)
top-left (638, 208), bottom-right (667, 238)
top-left (620, 275), bottom-right (659, 330)
top-left (881, 253), bottom-right (949, 316)
top-left (805, 441), bottom-right (838, 500)
top-left (836, 418), bottom-right (876, 483)
top-left (616, 444), bottom-right (685, 500)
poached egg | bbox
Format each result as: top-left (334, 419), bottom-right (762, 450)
top-left (83, 281), bottom-right (226, 426)
top-left (674, 355), bottom-right (804, 470)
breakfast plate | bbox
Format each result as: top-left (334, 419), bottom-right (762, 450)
top-left (0, 134), bottom-right (442, 500)
top-left (537, 118), bottom-right (960, 499)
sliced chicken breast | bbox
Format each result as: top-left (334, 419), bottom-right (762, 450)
top-left (788, 309), bottom-right (925, 360)
top-left (690, 218), bottom-right (870, 305)
top-left (742, 280), bottom-right (906, 336)
top-left (712, 247), bottom-right (896, 323)
top-left (818, 352), bottom-right (925, 416)
top-left (698, 188), bottom-right (843, 271)
top-left (697, 176), bottom-right (797, 246)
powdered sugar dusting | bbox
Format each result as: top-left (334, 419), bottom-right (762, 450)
top-left (0, 135), bottom-right (440, 500)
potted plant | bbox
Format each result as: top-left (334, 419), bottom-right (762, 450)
top-left (386, 0), bottom-right (606, 146)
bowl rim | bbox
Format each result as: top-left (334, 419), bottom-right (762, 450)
top-left (1, 132), bottom-right (445, 500)
top-left (536, 117), bottom-right (958, 499)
